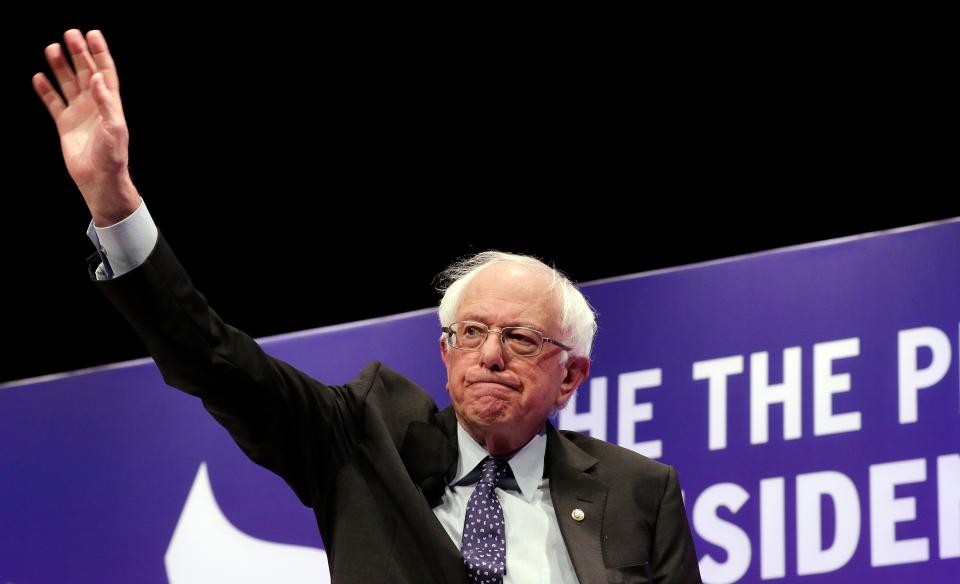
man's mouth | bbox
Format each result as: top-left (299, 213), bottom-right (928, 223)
top-left (467, 380), bottom-right (520, 393)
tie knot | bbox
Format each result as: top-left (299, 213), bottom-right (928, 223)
top-left (480, 456), bottom-right (509, 488)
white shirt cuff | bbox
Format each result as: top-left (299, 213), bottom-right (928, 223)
top-left (85, 198), bottom-right (159, 280)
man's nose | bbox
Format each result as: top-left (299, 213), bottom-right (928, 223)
top-left (479, 330), bottom-right (506, 371)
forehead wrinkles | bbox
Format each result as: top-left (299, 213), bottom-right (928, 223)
top-left (458, 264), bottom-right (560, 329)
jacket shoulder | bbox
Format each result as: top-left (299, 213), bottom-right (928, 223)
top-left (558, 429), bottom-right (674, 481)
top-left (347, 360), bottom-right (441, 445)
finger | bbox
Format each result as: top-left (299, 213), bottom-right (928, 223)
top-left (90, 72), bottom-right (125, 126)
top-left (32, 72), bottom-right (67, 120)
top-left (85, 30), bottom-right (119, 91)
top-left (44, 42), bottom-right (80, 102)
top-left (64, 29), bottom-right (98, 92)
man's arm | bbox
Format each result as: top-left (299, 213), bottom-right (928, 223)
top-left (88, 226), bottom-right (369, 507)
top-left (34, 29), bottom-right (368, 509)
top-left (651, 466), bottom-right (702, 584)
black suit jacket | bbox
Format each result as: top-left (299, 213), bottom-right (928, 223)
top-left (89, 231), bottom-right (701, 583)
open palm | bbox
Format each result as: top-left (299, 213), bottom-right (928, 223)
top-left (33, 29), bottom-right (139, 225)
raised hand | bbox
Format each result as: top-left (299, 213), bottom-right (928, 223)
top-left (33, 29), bottom-right (141, 227)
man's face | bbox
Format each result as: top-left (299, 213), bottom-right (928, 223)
top-left (440, 263), bottom-right (588, 450)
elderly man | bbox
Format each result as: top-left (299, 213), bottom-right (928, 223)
top-left (34, 29), bottom-right (701, 583)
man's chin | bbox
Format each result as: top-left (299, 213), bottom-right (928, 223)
top-left (465, 397), bottom-right (513, 426)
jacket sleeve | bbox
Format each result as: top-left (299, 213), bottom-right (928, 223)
top-left (89, 230), bottom-right (371, 508)
top-left (651, 466), bottom-right (702, 584)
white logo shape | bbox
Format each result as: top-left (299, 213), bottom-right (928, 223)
top-left (165, 462), bottom-right (329, 583)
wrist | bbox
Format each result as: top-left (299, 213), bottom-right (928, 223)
top-left (87, 172), bottom-right (142, 228)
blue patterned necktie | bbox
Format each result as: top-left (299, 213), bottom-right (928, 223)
top-left (461, 456), bottom-right (509, 583)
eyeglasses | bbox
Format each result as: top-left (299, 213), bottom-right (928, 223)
top-left (442, 321), bottom-right (572, 357)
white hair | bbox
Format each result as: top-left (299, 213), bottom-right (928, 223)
top-left (436, 251), bottom-right (597, 362)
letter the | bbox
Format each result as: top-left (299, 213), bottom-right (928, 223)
top-left (617, 369), bottom-right (662, 458)
top-left (693, 483), bottom-right (751, 584)
top-left (558, 376), bottom-right (607, 440)
top-left (760, 477), bottom-right (786, 579)
top-left (938, 454), bottom-right (960, 559)
top-left (693, 355), bottom-right (744, 451)
top-left (750, 347), bottom-right (802, 444)
top-left (870, 458), bottom-right (929, 566)
top-left (813, 337), bottom-right (862, 436)
top-left (796, 470), bottom-right (861, 575)
top-left (898, 327), bottom-right (951, 424)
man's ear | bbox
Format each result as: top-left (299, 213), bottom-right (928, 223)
top-left (439, 339), bottom-right (450, 368)
top-left (555, 356), bottom-right (590, 409)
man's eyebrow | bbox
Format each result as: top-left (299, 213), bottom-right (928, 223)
top-left (460, 315), bottom-right (546, 331)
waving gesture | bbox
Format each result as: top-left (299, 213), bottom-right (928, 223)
top-left (33, 29), bottom-right (141, 227)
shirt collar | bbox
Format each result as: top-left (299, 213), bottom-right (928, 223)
top-left (452, 422), bottom-right (546, 504)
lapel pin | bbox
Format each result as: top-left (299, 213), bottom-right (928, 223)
top-left (571, 508), bottom-right (585, 522)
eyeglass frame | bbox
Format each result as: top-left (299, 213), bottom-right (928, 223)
top-left (441, 320), bottom-right (573, 357)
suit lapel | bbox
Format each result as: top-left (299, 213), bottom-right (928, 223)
top-left (396, 406), bottom-right (465, 583)
top-left (545, 423), bottom-right (609, 584)
top-left (400, 408), bottom-right (458, 507)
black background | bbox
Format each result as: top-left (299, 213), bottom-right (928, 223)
top-left (4, 11), bottom-right (956, 384)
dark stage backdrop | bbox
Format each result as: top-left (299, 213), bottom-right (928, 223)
top-left (5, 13), bottom-right (957, 386)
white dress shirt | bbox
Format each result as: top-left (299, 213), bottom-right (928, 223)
top-left (433, 424), bottom-right (579, 584)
